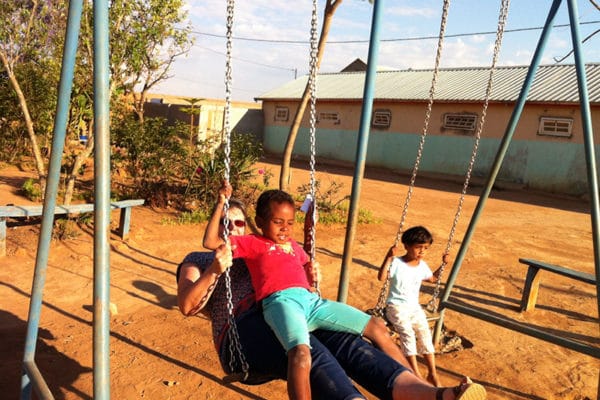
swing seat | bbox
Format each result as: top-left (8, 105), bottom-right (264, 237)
top-left (423, 307), bottom-right (440, 322)
top-left (222, 372), bottom-right (248, 384)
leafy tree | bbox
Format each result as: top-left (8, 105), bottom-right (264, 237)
top-left (180, 97), bottom-right (205, 166)
top-left (279, 0), bottom-right (343, 191)
top-left (60, 0), bottom-right (193, 204)
top-left (0, 0), bottom-right (66, 192)
top-left (112, 116), bottom-right (188, 204)
top-left (108, 0), bottom-right (194, 123)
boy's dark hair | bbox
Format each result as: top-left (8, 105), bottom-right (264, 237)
top-left (256, 189), bottom-right (295, 220)
top-left (401, 226), bottom-right (433, 245)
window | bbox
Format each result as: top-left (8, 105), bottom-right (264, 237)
top-left (372, 109), bottom-right (392, 129)
top-left (443, 113), bottom-right (477, 131)
top-left (275, 106), bottom-right (289, 122)
top-left (318, 112), bottom-right (340, 124)
top-left (537, 117), bottom-right (573, 138)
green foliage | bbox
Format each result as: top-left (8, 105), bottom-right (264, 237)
top-left (21, 178), bottom-right (42, 201)
top-left (162, 208), bottom-right (211, 225)
top-left (184, 132), bottom-right (264, 210)
top-left (52, 218), bottom-right (80, 241)
top-left (112, 116), bottom-right (188, 203)
top-left (296, 180), bottom-right (379, 225)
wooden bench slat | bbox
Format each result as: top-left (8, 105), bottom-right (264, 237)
top-left (0, 200), bottom-right (145, 218)
top-left (519, 258), bottom-right (595, 284)
top-left (518, 258), bottom-right (596, 312)
top-left (0, 199), bottom-right (144, 256)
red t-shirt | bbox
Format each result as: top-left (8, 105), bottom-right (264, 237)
top-left (230, 234), bottom-right (310, 301)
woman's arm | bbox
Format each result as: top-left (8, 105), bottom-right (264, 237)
top-left (177, 244), bottom-right (232, 315)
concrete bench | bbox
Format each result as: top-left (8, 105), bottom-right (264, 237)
top-left (0, 199), bottom-right (145, 256)
top-left (519, 258), bottom-right (596, 311)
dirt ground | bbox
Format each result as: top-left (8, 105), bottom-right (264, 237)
top-left (0, 158), bottom-right (598, 400)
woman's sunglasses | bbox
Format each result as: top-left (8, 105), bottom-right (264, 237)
top-left (219, 218), bottom-right (246, 230)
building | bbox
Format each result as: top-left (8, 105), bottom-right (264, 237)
top-left (144, 94), bottom-right (263, 144)
top-left (256, 63), bottom-right (600, 196)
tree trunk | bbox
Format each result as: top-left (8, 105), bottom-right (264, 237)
top-left (0, 51), bottom-right (48, 195)
top-left (63, 130), bottom-right (95, 205)
top-left (279, 0), bottom-right (342, 191)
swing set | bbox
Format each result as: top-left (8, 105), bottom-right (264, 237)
top-left (19, 0), bottom-right (599, 399)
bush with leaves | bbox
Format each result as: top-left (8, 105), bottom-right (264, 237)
top-left (112, 116), bottom-right (188, 204)
top-left (184, 131), bottom-right (263, 211)
top-left (296, 180), bottom-right (378, 225)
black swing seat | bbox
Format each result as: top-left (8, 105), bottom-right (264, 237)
top-left (222, 372), bottom-right (248, 384)
top-left (222, 371), bottom-right (276, 385)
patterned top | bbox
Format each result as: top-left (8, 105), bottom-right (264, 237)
top-left (179, 252), bottom-right (256, 354)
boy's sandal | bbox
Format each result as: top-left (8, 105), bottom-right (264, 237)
top-left (436, 377), bottom-right (487, 400)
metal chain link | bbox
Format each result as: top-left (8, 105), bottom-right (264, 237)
top-left (373, 0), bottom-right (451, 315)
top-left (222, 0), bottom-right (249, 380)
top-left (428, 0), bottom-right (510, 313)
top-left (308, 0), bottom-right (319, 295)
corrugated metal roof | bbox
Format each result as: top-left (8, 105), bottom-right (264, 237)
top-left (256, 64), bottom-right (600, 103)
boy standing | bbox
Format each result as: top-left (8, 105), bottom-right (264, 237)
top-left (378, 226), bottom-right (446, 387)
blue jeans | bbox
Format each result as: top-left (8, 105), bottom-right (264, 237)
top-left (221, 306), bottom-right (406, 400)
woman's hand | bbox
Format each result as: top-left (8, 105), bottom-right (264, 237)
top-left (213, 242), bottom-right (233, 274)
top-left (218, 180), bottom-right (233, 205)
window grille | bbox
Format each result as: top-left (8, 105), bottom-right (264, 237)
top-left (537, 117), bottom-right (573, 137)
top-left (275, 107), bottom-right (289, 122)
top-left (443, 113), bottom-right (477, 131)
top-left (372, 109), bottom-right (392, 129)
top-left (318, 112), bottom-right (340, 124)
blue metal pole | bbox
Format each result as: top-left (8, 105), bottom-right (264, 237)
top-left (337, 0), bottom-right (384, 303)
top-left (433, 0), bottom-right (564, 343)
top-left (20, 1), bottom-right (83, 399)
top-left (566, 0), bottom-right (600, 341)
top-left (93, 0), bottom-right (111, 398)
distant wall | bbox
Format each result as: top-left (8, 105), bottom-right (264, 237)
top-left (261, 100), bottom-right (600, 196)
top-left (144, 100), bottom-right (264, 143)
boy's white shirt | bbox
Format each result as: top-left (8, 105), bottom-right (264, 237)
top-left (386, 257), bottom-right (433, 307)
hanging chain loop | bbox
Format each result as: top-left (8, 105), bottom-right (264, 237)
top-left (308, 0), bottom-right (320, 295)
top-left (372, 0), bottom-right (451, 316)
top-left (222, 0), bottom-right (249, 380)
top-left (428, 0), bottom-right (510, 313)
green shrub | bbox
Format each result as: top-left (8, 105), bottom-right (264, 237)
top-left (53, 219), bottom-right (80, 240)
top-left (184, 131), bottom-right (264, 211)
top-left (296, 180), bottom-right (379, 225)
top-left (21, 178), bottom-right (42, 201)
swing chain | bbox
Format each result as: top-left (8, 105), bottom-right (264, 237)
top-left (308, 0), bottom-right (320, 294)
top-left (372, 0), bottom-right (450, 316)
top-left (395, 0), bottom-right (450, 246)
top-left (222, 0), bottom-right (249, 379)
top-left (428, 0), bottom-right (510, 313)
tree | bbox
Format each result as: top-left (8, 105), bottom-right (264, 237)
top-left (0, 0), bottom-right (66, 194)
top-left (279, 0), bottom-right (343, 191)
top-left (63, 0), bottom-right (193, 204)
top-left (180, 97), bottom-right (205, 166)
top-left (108, 0), bottom-right (193, 123)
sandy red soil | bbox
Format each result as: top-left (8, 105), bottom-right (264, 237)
top-left (0, 158), bottom-right (598, 399)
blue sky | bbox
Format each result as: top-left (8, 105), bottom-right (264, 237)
top-left (152, 0), bottom-right (600, 102)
